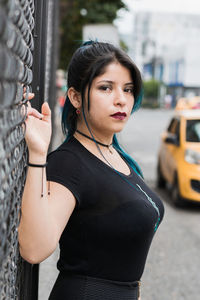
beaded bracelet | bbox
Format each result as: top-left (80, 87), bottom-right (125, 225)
top-left (27, 162), bottom-right (50, 197)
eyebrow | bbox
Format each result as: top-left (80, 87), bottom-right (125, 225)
top-left (97, 80), bottom-right (134, 85)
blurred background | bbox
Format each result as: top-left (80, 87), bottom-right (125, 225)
top-left (1, 0), bottom-right (200, 299)
top-left (56, 0), bottom-right (200, 114)
top-left (45, 1), bottom-right (200, 300)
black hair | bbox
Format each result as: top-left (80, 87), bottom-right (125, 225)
top-left (62, 41), bottom-right (143, 177)
top-left (62, 41), bottom-right (142, 135)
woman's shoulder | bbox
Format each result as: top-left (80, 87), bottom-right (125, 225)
top-left (48, 136), bottom-right (79, 160)
top-left (46, 137), bottom-right (83, 206)
top-left (47, 137), bottom-right (83, 170)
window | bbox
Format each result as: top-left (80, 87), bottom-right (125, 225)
top-left (168, 118), bottom-right (180, 135)
top-left (186, 120), bottom-right (200, 142)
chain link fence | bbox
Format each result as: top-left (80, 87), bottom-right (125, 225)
top-left (0, 0), bottom-right (59, 299)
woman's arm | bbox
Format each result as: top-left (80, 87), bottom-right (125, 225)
top-left (18, 93), bottom-right (76, 264)
top-left (18, 162), bottom-right (76, 264)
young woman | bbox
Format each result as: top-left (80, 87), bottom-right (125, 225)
top-left (18, 41), bottom-right (164, 300)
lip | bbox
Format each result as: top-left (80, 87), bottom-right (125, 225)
top-left (110, 112), bottom-right (127, 120)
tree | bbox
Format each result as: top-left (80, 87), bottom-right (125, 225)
top-left (143, 79), bottom-right (160, 99)
top-left (142, 79), bottom-right (161, 108)
top-left (59, 0), bottom-right (127, 69)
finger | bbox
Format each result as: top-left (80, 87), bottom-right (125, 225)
top-left (23, 92), bottom-right (35, 100)
top-left (27, 107), bottom-right (43, 119)
top-left (26, 100), bottom-right (31, 108)
top-left (41, 102), bottom-right (51, 121)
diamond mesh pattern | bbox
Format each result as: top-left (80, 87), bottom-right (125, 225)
top-left (0, 0), bottom-right (35, 299)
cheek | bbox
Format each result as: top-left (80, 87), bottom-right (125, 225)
top-left (88, 95), bottom-right (109, 115)
top-left (88, 105), bottom-right (105, 121)
top-left (128, 97), bottom-right (135, 113)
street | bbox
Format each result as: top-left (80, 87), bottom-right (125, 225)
top-left (39, 108), bottom-right (200, 300)
top-left (123, 108), bottom-right (200, 300)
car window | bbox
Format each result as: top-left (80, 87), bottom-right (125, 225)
top-left (167, 119), bottom-right (176, 133)
top-left (167, 118), bottom-right (180, 135)
top-left (175, 120), bottom-right (180, 141)
top-left (186, 120), bottom-right (200, 142)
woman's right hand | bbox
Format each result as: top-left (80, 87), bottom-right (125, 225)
top-left (24, 92), bottom-right (52, 157)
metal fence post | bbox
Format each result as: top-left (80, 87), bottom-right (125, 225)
top-left (32, 0), bottom-right (59, 151)
top-left (0, 0), bottom-right (59, 299)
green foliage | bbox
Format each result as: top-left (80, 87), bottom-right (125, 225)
top-left (143, 79), bottom-right (160, 99)
top-left (141, 99), bottom-right (160, 109)
top-left (59, 0), bottom-right (127, 69)
top-left (119, 39), bottom-right (128, 52)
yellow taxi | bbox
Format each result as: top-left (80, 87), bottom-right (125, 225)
top-left (175, 96), bottom-right (200, 110)
top-left (157, 109), bottom-right (200, 206)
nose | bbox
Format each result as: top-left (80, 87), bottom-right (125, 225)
top-left (114, 88), bottom-right (127, 106)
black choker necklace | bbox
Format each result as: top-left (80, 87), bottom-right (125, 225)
top-left (76, 130), bottom-right (113, 154)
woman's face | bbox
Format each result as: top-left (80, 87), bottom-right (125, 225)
top-left (81, 62), bottom-right (134, 137)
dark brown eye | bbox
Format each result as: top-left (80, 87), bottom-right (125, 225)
top-left (124, 87), bottom-right (134, 94)
top-left (99, 86), bottom-right (111, 91)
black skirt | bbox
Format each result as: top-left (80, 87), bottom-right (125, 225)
top-left (48, 273), bottom-right (140, 300)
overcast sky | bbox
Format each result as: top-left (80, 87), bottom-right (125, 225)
top-left (115, 0), bottom-right (200, 34)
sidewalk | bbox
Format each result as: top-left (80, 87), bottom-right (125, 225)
top-left (39, 247), bottom-right (59, 299)
top-left (39, 103), bottom-right (64, 300)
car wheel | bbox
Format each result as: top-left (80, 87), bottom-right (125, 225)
top-left (171, 176), bottom-right (184, 207)
top-left (157, 161), bottom-right (166, 188)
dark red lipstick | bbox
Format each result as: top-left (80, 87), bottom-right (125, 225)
top-left (111, 112), bottom-right (127, 120)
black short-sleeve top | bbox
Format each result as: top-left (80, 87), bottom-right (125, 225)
top-left (46, 136), bottom-right (164, 282)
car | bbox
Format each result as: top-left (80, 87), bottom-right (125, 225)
top-left (157, 109), bottom-right (200, 206)
top-left (175, 96), bottom-right (200, 110)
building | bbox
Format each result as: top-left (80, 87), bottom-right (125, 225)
top-left (83, 24), bottom-right (120, 47)
top-left (132, 11), bottom-right (200, 103)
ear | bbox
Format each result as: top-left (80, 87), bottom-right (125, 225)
top-left (67, 87), bottom-right (82, 109)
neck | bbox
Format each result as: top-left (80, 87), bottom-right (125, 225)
top-left (76, 125), bottom-right (114, 145)
top-left (75, 129), bottom-right (114, 154)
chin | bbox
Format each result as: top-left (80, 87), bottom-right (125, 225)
top-left (112, 125), bottom-right (125, 133)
